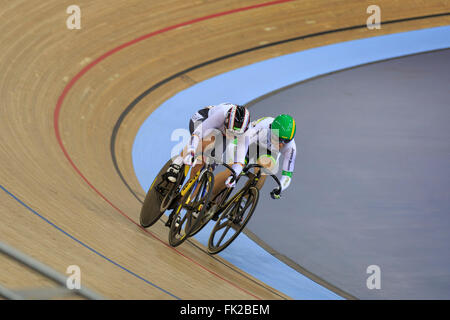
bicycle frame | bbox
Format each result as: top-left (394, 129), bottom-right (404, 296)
top-left (177, 161), bottom-right (217, 210)
top-left (179, 165), bottom-right (200, 197)
top-left (211, 167), bottom-right (259, 218)
top-left (226, 163), bottom-right (281, 206)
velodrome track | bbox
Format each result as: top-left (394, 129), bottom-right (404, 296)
top-left (0, 0), bottom-right (449, 299)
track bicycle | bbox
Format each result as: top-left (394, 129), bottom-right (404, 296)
top-left (167, 155), bottom-right (236, 247)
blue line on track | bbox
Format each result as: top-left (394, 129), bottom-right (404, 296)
top-left (0, 184), bottom-right (181, 300)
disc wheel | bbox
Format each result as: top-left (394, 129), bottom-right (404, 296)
top-left (168, 170), bottom-right (214, 247)
top-left (207, 187), bottom-right (259, 254)
top-left (159, 164), bottom-right (186, 212)
top-left (140, 159), bottom-right (181, 228)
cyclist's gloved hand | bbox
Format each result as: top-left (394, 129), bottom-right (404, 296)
top-left (270, 188), bottom-right (281, 199)
top-left (225, 176), bottom-right (236, 189)
top-left (183, 149), bottom-right (196, 166)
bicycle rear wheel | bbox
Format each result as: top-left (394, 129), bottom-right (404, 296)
top-left (207, 187), bottom-right (259, 254)
top-left (160, 164), bottom-right (186, 212)
top-left (140, 159), bottom-right (179, 228)
top-left (168, 170), bottom-right (214, 247)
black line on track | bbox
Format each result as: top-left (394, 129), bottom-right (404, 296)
top-left (110, 12), bottom-right (450, 300)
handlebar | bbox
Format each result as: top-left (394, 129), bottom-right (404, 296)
top-left (201, 154), bottom-right (237, 182)
top-left (242, 163), bottom-right (282, 193)
top-left (201, 155), bottom-right (282, 191)
top-left (242, 163), bottom-right (263, 173)
top-left (221, 163), bottom-right (237, 182)
top-left (270, 174), bottom-right (282, 193)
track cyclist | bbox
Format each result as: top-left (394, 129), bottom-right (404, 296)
top-left (164, 103), bottom-right (252, 226)
top-left (246, 114), bottom-right (297, 199)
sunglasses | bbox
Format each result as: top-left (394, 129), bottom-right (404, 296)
top-left (271, 133), bottom-right (291, 144)
top-left (279, 137), bottom-right (291, 144)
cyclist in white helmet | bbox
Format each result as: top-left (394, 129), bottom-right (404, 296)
top-left (166, 103), bottom-right (252, 203)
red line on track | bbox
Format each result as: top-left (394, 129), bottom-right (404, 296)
top-left (54, 0), bottom-right (293, 300)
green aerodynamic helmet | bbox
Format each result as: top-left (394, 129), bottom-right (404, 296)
top-left (271, 114), bottom-right (296, 143)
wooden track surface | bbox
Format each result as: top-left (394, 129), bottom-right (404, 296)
top-left (0, 0), bottom-right (448, 299)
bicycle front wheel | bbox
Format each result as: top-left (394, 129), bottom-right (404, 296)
top-left (207, 186), bottom-right (259, 254)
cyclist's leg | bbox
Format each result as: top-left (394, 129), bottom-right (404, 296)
top-left (246, 142), bottom-right (276, 190)
top-left (211, 169), bottom-right (229, 197)
top-left (185, 134), bottom-right (216, 201)
top-left (254, 154), bottom-right (278, 190)
top-left (165, 138), bottom-right (211, 226)
top-left (205, 133), bottom-right (229, 199)
top-left (189, 133), bottom-right (215, 176)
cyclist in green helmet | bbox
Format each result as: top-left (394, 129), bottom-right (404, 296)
top-left (245, 114), bottom-right (297, 199)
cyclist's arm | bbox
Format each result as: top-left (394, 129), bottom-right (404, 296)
top-left (280, 140), bottom-right (296, 191)
top-left (230, 163), bottom-right (245, 180)
top-left (231, 129), bottom-right (256, 178)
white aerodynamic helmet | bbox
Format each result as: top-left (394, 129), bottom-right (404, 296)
top-left (224, 104), bottom-right (250, 135)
